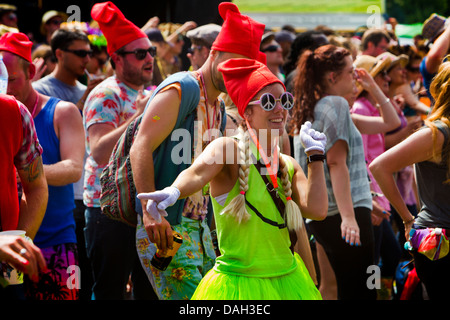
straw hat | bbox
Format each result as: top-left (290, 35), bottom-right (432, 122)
top-left (377, 52), bottom-right (409, 72)
top-left (422, 13), bottom-right (448, 44)
top-left (354, 54), bottom-right (391, 78)
top-left (40, 10), bottom-right (68, 35)
top-left (353, 54), bottom-right (391, 96)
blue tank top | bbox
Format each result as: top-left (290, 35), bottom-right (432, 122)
top-left (33, 97), bottom-right (76, 248)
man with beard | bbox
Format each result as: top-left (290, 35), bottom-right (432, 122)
top-left (131, 2), bottom-right (265, 300)
top-left (82, 2), bottom-right (155, 300)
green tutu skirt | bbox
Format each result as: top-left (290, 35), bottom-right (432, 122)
top-left (191, 253), bottom-right (322, 300)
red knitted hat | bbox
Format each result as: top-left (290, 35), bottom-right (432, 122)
top-left (218, 58), bottom-right (285, 117)
top-left (211, 2), bottom-right (265, 60)
top-left (0, 32), bottom-right (32, 63)
top-left (91, 1), bottom-right (147, 56)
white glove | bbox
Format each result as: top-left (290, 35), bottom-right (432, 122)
top-left (137, 186), bottom-right (180, 223)
top-left (300, 121), bottom-right (327, 153)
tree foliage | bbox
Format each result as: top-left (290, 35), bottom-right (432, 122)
top-left (386, 0), bottom-right (450, 24)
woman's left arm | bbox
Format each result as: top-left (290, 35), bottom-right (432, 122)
top-left (370, 127), bottom-right (442, 231)
top-left (291, 155), bottom-right (328, 221)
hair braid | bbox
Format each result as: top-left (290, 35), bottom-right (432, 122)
top-left (220, 124), bottom-right (251, 223)
top-left (279, 154), bottom-right (303, 230)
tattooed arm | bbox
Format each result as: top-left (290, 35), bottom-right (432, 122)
top-left (17, 155), bottom-right (48, 240)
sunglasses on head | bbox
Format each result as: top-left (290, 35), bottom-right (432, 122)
top-left (248, 92), bottom-right (294, 111)
top-left (119, 47), bottom-right (157, 60)
top-left (262, 45), bottom-right (280, 53)
top-left (62, 49), bottom-right (93, 58)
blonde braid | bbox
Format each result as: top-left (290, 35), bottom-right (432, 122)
top-left (220, 124), bottom-right (251, 223)
top-left (279, 154), bottom-right (303, 230)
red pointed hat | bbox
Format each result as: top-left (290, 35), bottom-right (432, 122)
top-left (0, 32), bottom-right (32, 63)
top-left (211, 2), bottom-right (265, 60)
top-left (218, 58), bottom-right (285, 117)
top-left (91, 1), bottom-right (147, 55)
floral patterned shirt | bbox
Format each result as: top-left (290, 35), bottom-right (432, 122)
top-left (82, 75), bottom-right (147, 207)
top-left (16, 101), bottom-right (43, 169)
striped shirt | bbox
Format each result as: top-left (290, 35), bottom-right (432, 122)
top-left (294, 95), bottom-right (372, 216)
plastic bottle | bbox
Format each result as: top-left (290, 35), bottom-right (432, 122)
top-left (0, 56), bottom-right (8, 94)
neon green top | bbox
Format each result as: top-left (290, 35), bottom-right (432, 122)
top-left (211, 145), bottom-right (297, 278)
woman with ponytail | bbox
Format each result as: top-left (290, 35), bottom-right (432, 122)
top-left (137, 58), bottom-right (328, 299)
top-left (291, 44), bottom-right (377, 300)
top-left (370, 58), bottom-right (450, 300)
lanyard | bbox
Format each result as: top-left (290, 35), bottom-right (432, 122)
top-left (198, 70), bottom-right (217, 140)
top-left (245, 118), bottom-right (279, 190)
top-left (31, 91), bottom-right (39, 118)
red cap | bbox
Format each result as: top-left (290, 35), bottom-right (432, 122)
top-left (211, 2), bottom-right (265, 60)
top-left (0, 32), bottom-right (32, 63)
top-left (218, 58), bottom-right (285, 117)
top-left (91, 2), bottom-right (147, 56)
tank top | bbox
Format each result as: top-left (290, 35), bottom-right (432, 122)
top-left (211, 143), bottom-right (297, 277)
top-left (33, 97), bottom-right (76, 248)
top-left (415, 120), bottom-right (450, 229)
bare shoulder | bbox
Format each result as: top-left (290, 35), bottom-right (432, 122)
top-left (54, 100), bottom-right (83, 127)
top-left (55, 100), bottom-right (82, 116)
top-left (282, 154), bottom-right (300, 169)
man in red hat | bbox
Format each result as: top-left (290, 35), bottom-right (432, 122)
top-left (130, 2), bottom-right (265, 299)
top-left (0, 31), bottom-right (85, 300)
top-left (0, 43), bottom-right (48, 239)
top-left (0, 94), bottom-right (48, 300)
top-left (83, 1), bottom-right (156, 300)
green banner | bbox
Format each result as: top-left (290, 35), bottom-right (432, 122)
top-left (233, 0), bottom-right (385, 14)
top-left (395, 23), bottom-right (423, 38)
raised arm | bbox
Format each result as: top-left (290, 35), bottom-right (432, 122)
top-left (351, 68), bottom-right (401, 134)
top-left (425, 26), bottom-right (450, 75)
top-left (291, 156), bottom-right (327, 221)
top-left (291, 122), bottom-right (328, 220)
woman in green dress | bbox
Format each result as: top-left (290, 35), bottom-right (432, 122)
top-left (137, 58), bottom-right (328, 299)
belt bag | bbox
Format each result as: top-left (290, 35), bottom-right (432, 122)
top-left (407, 227), bottom-right (449, 261)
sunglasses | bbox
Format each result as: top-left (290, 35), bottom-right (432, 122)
top-left (248, 92), bottom-right (294, 111)
top-left (407, 66), bottom-right (420, 73)
top-left (47, 19), bottom-right (63, 25)
top-left (62, 49), bottom-right (93, 58)
top-left (187, 45), bottom-right (203, 54)
top-left (262, 45), bottom-right (280, 53)
top-left (119, 47), bottom-right (157, 60)
top-left (377, 70), bottom-right (390, 79)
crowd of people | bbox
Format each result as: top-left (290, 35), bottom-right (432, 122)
top-left (0, 1), bottom-right (449, 301)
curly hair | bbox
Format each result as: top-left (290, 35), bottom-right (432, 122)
top-left (289, 44), bottom-right (350, 133)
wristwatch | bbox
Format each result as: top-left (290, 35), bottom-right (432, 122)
top-left (307, 154), bottom-right (326, 164)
